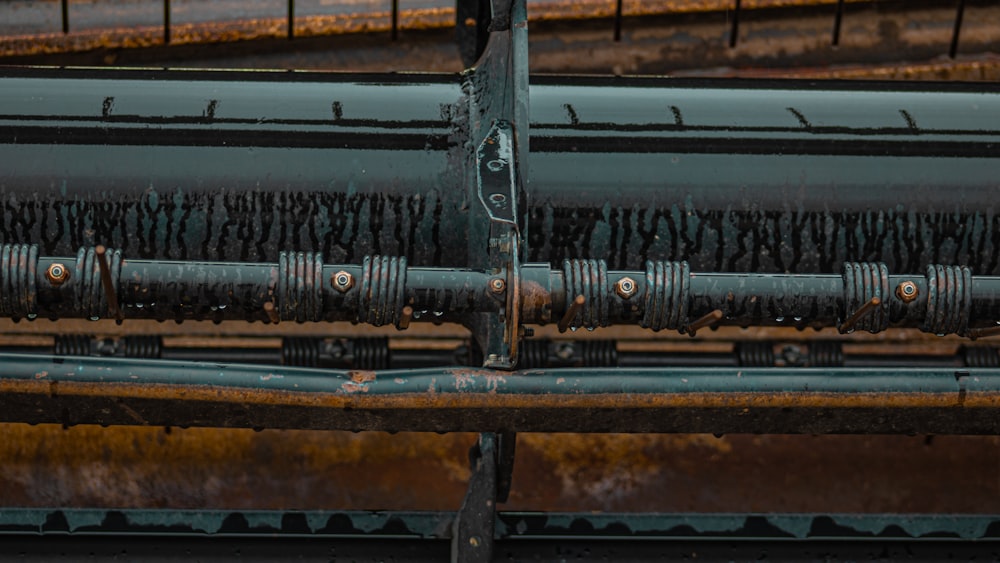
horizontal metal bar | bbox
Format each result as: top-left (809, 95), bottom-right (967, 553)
top-left (1, 508), bottom-right (998, 541)
top-left (1, 353), bottom-right (998, 433)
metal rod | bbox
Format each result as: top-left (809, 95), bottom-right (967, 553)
top-left (969, 325), bottom-right (1000, 340)
top-left (831, 0), bottom-right (844, 46)
top-left (288, 0), bottom-right (295, 39)
top-left (613, 0), bottom-right (623, 42)
top-left (949, 0), bottom-right (966, 59)
top-left (391, 0), bottom-right (399, 41)
top-left (399, 306), bottom-right (413, 330)
top-left (263, 301), bottom-right (280, 324)
top-left (840, 296), bottom-right (880, 334)
top-left (729, 0), bottom-right (741, 48)
top-left (558, 295), bottom-right (586, 333)
top-left (686, 309), bottom-right (723, 337)
top-left (163, 0), bottom-right (170, 45)
top-left (94, 245), bottom-right (123, 323)
top-left (61, 0), bottom-right (69, 34)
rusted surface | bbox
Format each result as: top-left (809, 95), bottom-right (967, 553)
top-left (0, 424), bottom-right (997, 514)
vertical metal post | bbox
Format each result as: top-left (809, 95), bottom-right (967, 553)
top-left (391, 0), bottom-right (399, 41)
top-left (288, 0), bottom-right (295, 39)
top-left (831, 0), bottom-right (844, 46)
top-left (729, 0), bottom-right (741, 48)
top-left (163, 0), bottom-right (171, 45)
top-left (949, 0), bottom-right (966, 59)
top-left (61, 0), bottom-right (69, 34)
top-left (613, 0), bottom-right (623, 42)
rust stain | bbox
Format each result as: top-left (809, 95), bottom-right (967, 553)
top-left (349, 370), bottom-right (376, 384)
top-left (33, 371), bottom-right (47, 379)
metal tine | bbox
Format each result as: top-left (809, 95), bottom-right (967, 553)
top-left (950, 0), bottom-right (966, 59)
top-left (613, 0), bottom-right (623, 41)
top-left (392, 0), bottom-right (399, 40)
top-left (729, 0), bottom-right (741, 48)
top-left (832, 0), bottom-right (844, 46)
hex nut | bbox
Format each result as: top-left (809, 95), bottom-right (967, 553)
top-left (896, 280), bottom-right (918, 303)
top-left (490, 278), bottom-right (506, 294)
top-left (614, 276), bottom-right (637, 299)
top-left (46, 263), bottom-right (69, 286)
top-left (332, 271), bottom-right (354, 293)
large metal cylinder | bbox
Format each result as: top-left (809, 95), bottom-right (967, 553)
top-left (2, 68), bottom-right (998, 274)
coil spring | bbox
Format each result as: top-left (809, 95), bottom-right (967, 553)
top-left (282, 337), bottom-right (322, 367)
top-left (74, 246), bottom-right (121, 320)
top-left (278, 251), bottom-right (324, 323)
top-left (562, 259), bottom-right (609, 330)
top-left (353, 337), bottom-right (390, 370)
top-left (841, 261), bottom-right (889, 333)
top-left (123, 335), bottom-right (162, 358)
top-left (923, 264), bottom-right (971, 336)
top-left (54, 334), bottom-right (92, 356)
top-left (580, 340), bottom-right (618, 367)
top-left (809, 341), bottom-right (844, 367)
top-left (518, 339), bottom-right (548, 369)
top-left (963, 346), bottom-right (1000, 368)
top-left (736, 341), bottom-right (775, 367)
top-left (359, 255), bottom-right (407, 328)
top-left (0, 244), bottom-right (38, 319)
top-left (641, 260), bottom-right (690, 332)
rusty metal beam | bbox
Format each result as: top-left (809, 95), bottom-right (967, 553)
top-left (1, 353), bottom-right (999, 433)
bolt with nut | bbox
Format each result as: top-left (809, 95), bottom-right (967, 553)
top-left (332, 271), bottom-right (354, 293)
top-left (896, 280), bottom-right (918, 303)
top-left (46, 263), bottom-right (69, 286)
top-left (489, 278), bottom-right (506, 294)
top-left (614, 276), bottom-right (637, 299)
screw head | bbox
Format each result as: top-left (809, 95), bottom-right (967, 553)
top-left (46, 263), bottom-right (69, 286)
top-left (490, 278), bottom-right (506, 294)
top-left (896, 281), bottom-right (918, 303)
top-left (332, 271), bottom-right (354, 293)
top-left (614, 276), bottom-right (637, 299)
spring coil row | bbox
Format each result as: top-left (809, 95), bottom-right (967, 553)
top-left (736, 342), bottom-right (774, 367)
top-left (359, 255), bottom-right (408, 328)
top-left (518, 339), bottom-right (548, 369)
top-left (809, 341), bottom-right (844, 367)
top-left (923, 264), bottom-right (971, 336)
top-left (841, 261), bottom-right (890, 333)
top-left (579, 339), bottom-right (618, 367)
top-left (562, 259), bottom-right (609, 330)
top-left (282, 337), bottom-right (321, 367)
top-left (123, 335), bottom-right (162, 358)
top-left (641, 260), bottom-right (690, 332)
top-left (75, 246), bottom-right (121, 320)
top-left (353, 337), bottom-right (391, 370)
top-left (278, 251), bottom-right (324, 323)
top-left (54, 334), bottom-right (91, 356)
top-left (964, 346), bottom-right (1000, 367)
top-left (0, 244), bottom-right (38, 319)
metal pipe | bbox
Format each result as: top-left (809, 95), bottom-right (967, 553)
top-left (2, 353), bottom-right (998, 433)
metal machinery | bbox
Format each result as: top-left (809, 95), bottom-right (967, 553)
top-left (1, 0), bottom-right (1000, 560)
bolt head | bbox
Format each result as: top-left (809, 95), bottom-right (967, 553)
top-left (614, 276), bottom-right (637, 299)
top-left (332, 271), bottom-right (354, 293)
top-left (490, 278), bottom-right (506, 294)
top-left (46, 263), bottom-right (69, 286)
top-left (896, 281), bottom-right (918, 303)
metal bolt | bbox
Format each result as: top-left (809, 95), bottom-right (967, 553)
top-left (896, 280), bottom-right (918, 303)
top-left (555, 342), bottom-right (575, 360)
top-left (614, 276), bottom-right (637, 299)
top-left (490, 278), bottom-right (506, 294)
top-left (46, 263), bottom-right (69, 286)
top-left (332, 271), bottom-right (354, 293)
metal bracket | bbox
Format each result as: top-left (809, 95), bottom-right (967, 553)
top-left (476, 120), bottom-right (521, 368)
top-left (451, 432), bottom-right (498, 563)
